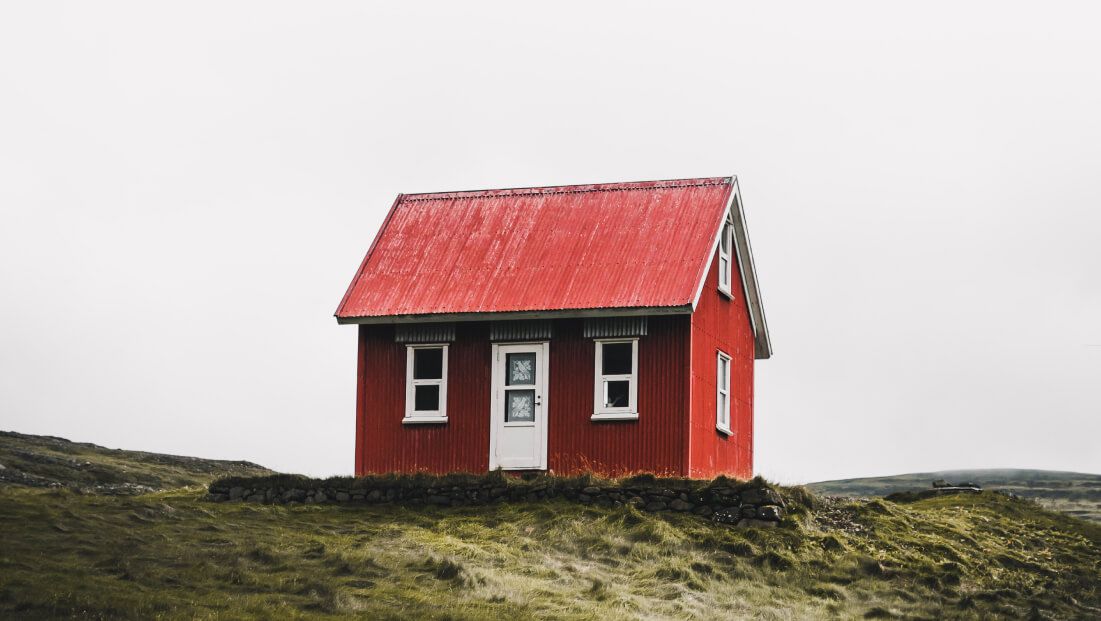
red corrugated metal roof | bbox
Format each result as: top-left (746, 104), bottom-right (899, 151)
top-left (336, 177), bottom-right (734, 320)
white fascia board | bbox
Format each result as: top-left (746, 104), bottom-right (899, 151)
top-left (689, 177), bottom-right (773, 360)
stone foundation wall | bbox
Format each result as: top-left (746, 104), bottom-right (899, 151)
top-left (207, 474), bottom-right (787, 527)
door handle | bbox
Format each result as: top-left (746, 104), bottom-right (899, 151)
top-left (535, 395), bottom-right (542, 406)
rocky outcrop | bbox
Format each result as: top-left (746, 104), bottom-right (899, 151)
top-left (207, 473), bottom-right (787, 527)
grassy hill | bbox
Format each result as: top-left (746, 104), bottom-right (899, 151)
top-left (2, 433), bottom-right (1100, 619)
top-left (808, 469), bottom-right (1101, 523)
top-left (0, 430), bottom-right (272, 493)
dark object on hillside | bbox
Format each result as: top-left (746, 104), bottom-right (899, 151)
top-left (931, 479), bottom-right (982, 493)
top-left (885, 480), bottom-right (984, 503)
top-left (933, 479), bottom-right (981, 490)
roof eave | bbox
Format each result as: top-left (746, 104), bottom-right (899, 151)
top-left (335, 304), bottom-right (694, 325)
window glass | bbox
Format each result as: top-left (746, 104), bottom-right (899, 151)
top-left (413, 348), bottom-right (443, 380)
top-left (414, 384), bottom-right (440, 411)
top-left (405, 344), bottom-right (448, 421)
top-left (506, 353), bottom-right (536, 386)
top-left (719, 220), bottom-right (733, 293)
top-left (717, 353), bottom-right (731, 430)
top-left (505, 389), bottom-right (536, 422)
top-left (593, 338), bottom-right (638, 417)
top-left (605, 380), bottom-right (630, 408)
top-left (602, 342), bottom-right (633, 375)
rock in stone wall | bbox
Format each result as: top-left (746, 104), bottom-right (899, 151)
top-left (206, 473), bottom-right (787, 527)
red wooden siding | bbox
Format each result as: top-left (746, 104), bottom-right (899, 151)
top-left (546, 317), bottom-right (689, 477)
top-left (687, 252), bottom-right (756, 479)
top-left (354, 326), bottom-right (367, 475)
top-left (357, 322), bottom-right (492, 474)
top-left (355, 316), bottom-right (692, 477)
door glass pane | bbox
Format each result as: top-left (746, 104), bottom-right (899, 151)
top-left (414, 384), bottom-right (440, 411)
top-left (605, 380), bottom-right (630, 408)
top-left (505, 389), bottom-right (535, 422)
top-left (602, 342), bottom-right (633, 375)
top-left (413, 348), bottom-right (443, 380)
top-left (506, 353), bottom-right (536, 386)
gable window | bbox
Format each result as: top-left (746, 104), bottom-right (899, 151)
top-left (593, 338), bottom-right (638, 420)
top-left (718, 218), bottom-right (733, 297)
top-left (716, 351), bottom-right (732, 435)
top-left (404, 344), bottom-right (448, 423)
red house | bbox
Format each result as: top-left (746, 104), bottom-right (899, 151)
top-left (335, 177), bottom-right (771, 479)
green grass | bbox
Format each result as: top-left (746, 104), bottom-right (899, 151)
top-left (2, 486), bottom-right (1099, 619)
top-left (808, 469), bottom-right (1101, 523)
top-left (3, 433), bottom-right (1099, 619)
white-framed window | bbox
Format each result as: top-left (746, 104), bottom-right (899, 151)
top-left (718, 218), bottom-right (734, 297)
top-left (592, 338), bottom-right (639, 420)
top-left (716, 350), bottom-right (732, 435)
top-left (404, 344), bottom-right (448, 423)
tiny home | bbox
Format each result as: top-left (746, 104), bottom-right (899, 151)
top-left (335, 177), bottom-right (771, 479)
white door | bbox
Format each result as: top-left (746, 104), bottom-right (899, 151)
top-left (490, 342), bottom-right (549, 470)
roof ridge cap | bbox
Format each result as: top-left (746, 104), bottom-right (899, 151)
top-left (400, 177), bottom-right (731, 203)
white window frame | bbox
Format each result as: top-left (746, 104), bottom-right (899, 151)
top-left (718, 217), bottom-right (734, 298)
top-left (716, 350), bottom-right (732, 435)
top-left (592, 338), bottom-right (639, 421)
top-left (404, 344), bottom-right (448, 424)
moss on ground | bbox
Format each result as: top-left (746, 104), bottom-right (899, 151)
top-left (2, 485), bottom-right (1099, 620)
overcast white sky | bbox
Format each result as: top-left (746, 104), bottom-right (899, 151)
top-left (2, 2), bottom-right (1099, 483)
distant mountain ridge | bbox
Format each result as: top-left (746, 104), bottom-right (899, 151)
top-left (808, 468), bottom-right (1101, 522)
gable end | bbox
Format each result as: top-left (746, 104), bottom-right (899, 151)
top-left (689, 177), bottom-right (772, 360)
